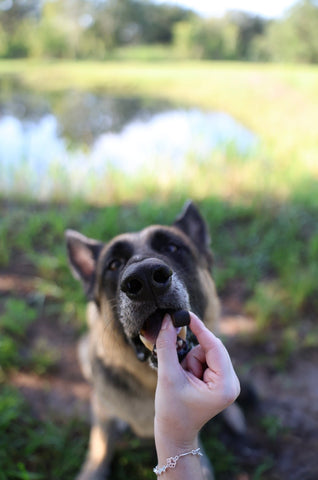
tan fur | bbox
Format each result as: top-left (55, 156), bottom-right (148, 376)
top-left (197, 269), bottom-right (221, 333)
top-left (89, 426), bottom-right (108, 465)
top-left (86, 301), bottom-right (157, 393)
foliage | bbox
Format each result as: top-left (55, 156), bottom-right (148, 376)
top-left (252, 0), bottom-right (318, 62)
top-left (0, 0), bottom-right (192, 59)
top-left (0, 298), bottom-right (37, 337)
top-left (173, 17), bottom-right (238, 60)
top-left (0, 298), bottom-right (36, 373)
top-left (225, 10), bottom-right (266, 59)
top-left (89, 0), bottom-right (191, 48)
top-left (0, 386), bottom-right (88, 480)
top-left (173, 12), bottom-right (266, 60)
top-left (1, 0), bottom-right (318, 63)
top-left (0, 294), bottom-right (61, 377)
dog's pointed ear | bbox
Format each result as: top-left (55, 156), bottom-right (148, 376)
top-left (65, 229), bottom-right (104, 299)
top-left (173, 201), bottom-right (213, 267)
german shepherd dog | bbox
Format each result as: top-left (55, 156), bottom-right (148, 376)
top-left (66, 201), bottom-right (234, 480)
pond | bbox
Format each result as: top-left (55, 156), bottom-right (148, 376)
top-left (0, 87), bottom-right (258, 200)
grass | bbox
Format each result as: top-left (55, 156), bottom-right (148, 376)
top-left (0, 59), bottom-right (318, 204)
top-left (1, 58), bottom-right (318, 478)
top-left (0, 386), bottom-right (89, 480)
top-left (108, 44), bottom-right (179, 62)
top-left (1, 194), bottom-right (318, 477)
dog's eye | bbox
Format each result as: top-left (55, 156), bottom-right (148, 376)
top-left (108, 259), bottom-right (123, 271)
top-left (161, 243), bottom-right (178, 254)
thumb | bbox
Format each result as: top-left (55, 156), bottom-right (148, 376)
top-left (156, 314), bottom-right (180, 381)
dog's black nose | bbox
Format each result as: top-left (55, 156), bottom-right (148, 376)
top-left (120, 259), bottom-right (172, 301)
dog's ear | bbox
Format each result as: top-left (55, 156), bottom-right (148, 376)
top-left (65, 229), bottom-right (104, 299)
top-left (173, 201), bottom-right (213, 267)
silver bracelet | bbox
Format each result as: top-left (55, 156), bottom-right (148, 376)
top-left (153, 447), bottom-right (203, 476)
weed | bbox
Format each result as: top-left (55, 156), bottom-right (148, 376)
top-left (260, 415), bottom-right (284, 441)
top-left (246, 281), bottom-right (293, 330)
top-left (302, 326), bottom-right (318, 349)
top-left (0, 386), bottom-right (88, 480)
top-left (112, 434), bottom-right (155, 480)
top-left (0, 299), bottom-right (36, 375)
top-left (201, 423), bottom-right (238, 477)
top-left (30, 338), bottom-right (60, 375)
top-left (0, 335), bottom-right (18, 373)
top-left (0, 297), bottom-right (60, 375)
top-left (252, 458), bottom-right (274, 480)
top-left (0, 298), bottom-right (37, 338)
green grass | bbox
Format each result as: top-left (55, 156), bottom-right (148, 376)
top-left (1, 195), bottom-right (317, 478)
top-left (1, 59), bottom-right (318, 205)
top-left (108, 44), bottom-right (179, 62)
top-left (1, 59), bottom-right (318, 479)
top-left (0, 386), bottom-right (89, 480)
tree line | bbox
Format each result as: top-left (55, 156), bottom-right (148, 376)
top-left (0, 0), bottom-right (318, 63)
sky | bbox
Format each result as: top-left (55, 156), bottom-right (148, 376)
top-left (157, 0), bottom-right (297, 18)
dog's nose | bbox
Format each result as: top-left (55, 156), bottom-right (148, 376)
top-left (120, 259), bottom-right (172, 301)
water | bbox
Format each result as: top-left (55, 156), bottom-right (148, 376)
top-left (0, 88), bottom-right (258, 199)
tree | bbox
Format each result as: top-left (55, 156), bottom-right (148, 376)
top-left (0, 0), bottom-right (40, 32)
top-left (252, 0), bottom-right (318, 63)
top-left (225, 10), bottom-right (267, 60)
top-left (173, 17), bottom-right (239, 60)
top-left (89, 0), bottom-right (191, 49)
top-left (0, 0), bottom-right (41, 57)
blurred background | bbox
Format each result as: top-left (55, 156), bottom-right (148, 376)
top-left (0, 1), bottom-right (318, 479)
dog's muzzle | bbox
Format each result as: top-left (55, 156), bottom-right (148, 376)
top-left (120, 259), bottom-right (193, 365)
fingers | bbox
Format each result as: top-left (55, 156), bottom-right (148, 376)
top-left (189, 313), bottom-right (240, 405)
top-left (189, 312), bottom-right (232, 374)
top-left (182, 345), bottom-right (205, 379)
top-left (156, 311), bottom-right (240, 404)
top-left (189, 312), bottom-right (219, 350)
top-left (156, 314), bottom-right (180, 383)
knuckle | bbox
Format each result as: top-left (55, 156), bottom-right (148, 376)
top-left (221, 378), bottom-right (241, 405)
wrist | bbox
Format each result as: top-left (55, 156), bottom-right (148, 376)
top-left (154, 438), bottom-right (203, 480)
top-left (154, 428), bottom-right (199, 465)
top-left (154, 417), bottom-right (197, 449)
top-left (153, 447), bottom-right (203, 477)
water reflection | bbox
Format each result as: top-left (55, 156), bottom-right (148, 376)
top-left (0, 86), bottom-right (172, 144)
top-left (91, 109), bottom-right (257, 173)
top-left (0, 88), bottom-right (258, 198)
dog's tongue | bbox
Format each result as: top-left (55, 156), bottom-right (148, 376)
top-left (139, 309), bottom-right (189, 352)
top-left (140, 310), bottom-right (165, 348)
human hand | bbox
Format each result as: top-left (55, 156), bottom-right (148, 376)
top-left (154, 312), bottom-right (240, 450)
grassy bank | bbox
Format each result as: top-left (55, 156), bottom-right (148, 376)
top-left (1, 59), bottom-right (318, 204)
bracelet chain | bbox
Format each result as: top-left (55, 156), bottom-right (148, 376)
top-left (153, 447), bottom-right (203, 476)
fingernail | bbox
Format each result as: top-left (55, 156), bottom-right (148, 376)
top-left (161, 313), bottom-right (171, 330)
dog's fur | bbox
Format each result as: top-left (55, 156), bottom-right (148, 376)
top-left (66, 202), bottom-right (224, 480)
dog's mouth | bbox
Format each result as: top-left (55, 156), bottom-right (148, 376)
top-left (138, 309), bottom-right (191, 365)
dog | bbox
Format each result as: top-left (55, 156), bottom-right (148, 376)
top-left (65, 201), bottom-right (239, 480)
